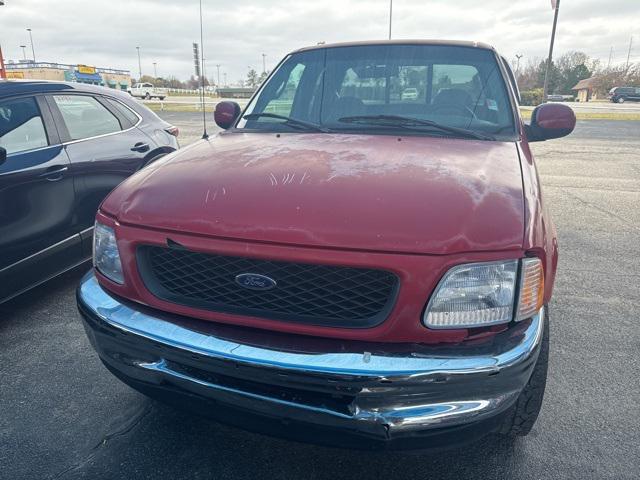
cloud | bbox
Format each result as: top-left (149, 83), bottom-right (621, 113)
top-left (0, 0), bottom-right (637, 83)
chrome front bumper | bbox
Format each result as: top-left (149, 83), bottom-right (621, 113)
top-left (77, 272), bottom-right (544, 448)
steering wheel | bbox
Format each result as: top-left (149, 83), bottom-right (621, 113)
top-left (431, 103), bottom-right (477, 119)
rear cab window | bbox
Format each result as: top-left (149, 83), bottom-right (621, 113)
top-left (0, 97), bottom-right (49, 155)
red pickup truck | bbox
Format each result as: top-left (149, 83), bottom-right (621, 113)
top-left (78, 40), bottom-right (575, 450)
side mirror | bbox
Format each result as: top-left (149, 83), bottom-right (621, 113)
top-left (525, 103), bottom-right (576, 142)
top-left (0, 147), bottom-right (7, 166)
top-left (214, 101), bottom-right (241, 130)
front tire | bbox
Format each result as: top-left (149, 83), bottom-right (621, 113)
top-left (499, 307), bottom-right (549, 437)
top-left (617, 97), bottom-right (625, 104)
top-left (145, 93), bottom-right (151, 100)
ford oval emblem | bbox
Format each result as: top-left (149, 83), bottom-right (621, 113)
top-left (235, 273), bottom-right (277, 291)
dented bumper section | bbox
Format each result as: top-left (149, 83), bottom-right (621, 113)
top-left (77, 272), bottom-right (544, 449)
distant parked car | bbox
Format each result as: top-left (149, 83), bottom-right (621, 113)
top-left (401, 87), bottom-right (419, 100)
top-left (608, 86), bottom-right (640, 103)
top-left (0, 80), bottom-right (179, 303)
top-left (546, 94), bottom-right (574, 102)
top-left (128, 82), bottom-right (168, 100)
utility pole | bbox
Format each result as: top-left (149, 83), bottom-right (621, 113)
top-left (261, 53), bottom-right (266, 74)
top-left (153, 62), bottom-right (157, 78)
top-left (136, 46), bottom-right (142, 80)
top-left (26, 28), bottom-right (35, 63)
top-left (223, 72), bottom-right (227, 87)
top-left (515, 54), bottom-right (523, 75)
top-left (215, 64), bottom-right (221, 87)
top-left (542, 0), bottom-right (560, 102)
top-left (20, 45), bottom-right (27, 61)
top-left (388, 0), bottom-right (393, 40)
top-left (626, 35), bottom-right (633, 71)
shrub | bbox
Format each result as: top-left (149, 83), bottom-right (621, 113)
top-left (520, 88), bottom-right (545, 106)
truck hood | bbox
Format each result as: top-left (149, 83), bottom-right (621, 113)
top-left (103, 132), bottom-right (524, 255)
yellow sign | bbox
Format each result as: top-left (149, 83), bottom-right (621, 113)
top-left (77, 64), bottom-right (96, 74)
top-left (6, 71), bottom-right (25, 79)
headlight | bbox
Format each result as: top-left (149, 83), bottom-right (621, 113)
top-left (93, 221), bottom-right (124, 284)
top-left (424, 259), bottom-right (542, 329)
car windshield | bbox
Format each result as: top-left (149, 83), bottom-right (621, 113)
top-left (238, 44), bottom-right (516, 139)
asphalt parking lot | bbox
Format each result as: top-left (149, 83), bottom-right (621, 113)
top-left (1, 117), bottom-right (639, 480)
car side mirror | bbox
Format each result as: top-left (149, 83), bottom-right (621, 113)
top-left (0, 147), bottom-right (7, 166)
top-left (214, 101), bottom-right (242, 130)
top-left (525, 103), bottom-right (576, 142)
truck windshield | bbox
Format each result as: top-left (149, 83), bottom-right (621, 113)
top-left (238, 44), bottom-right (516, 139)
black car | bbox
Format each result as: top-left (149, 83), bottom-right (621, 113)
top-left (0, 80), bottom-right (179, 303)
top-left (608, 86), bottom-right (640, 103)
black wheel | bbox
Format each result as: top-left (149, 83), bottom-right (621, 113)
top-left (145, 92), bottom-right (151, 100)
top-left (617, 97), bottom-right (625, 104)
top-left (500, 307), bottom-right (549, 437)
top-left (158, 96), bottom-right (165, 100)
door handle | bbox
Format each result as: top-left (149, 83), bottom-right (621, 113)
top-left (131, 142), bottom-right (150, 153)
top-left (39, 165), bottom-right (68, 181)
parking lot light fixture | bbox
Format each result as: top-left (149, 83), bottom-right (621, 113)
top-left (26, 28), bottom-right (35, 63)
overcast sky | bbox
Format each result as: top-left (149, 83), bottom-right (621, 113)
top-left (1, 0), bottom-right (638, 83)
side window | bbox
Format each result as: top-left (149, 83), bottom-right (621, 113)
top-left (263, 63), bottom-right (306, 117)
top-left (102, 98), bottom-right (140, 129)
top-left (0, 97), bottom-right (49, 155)
top-left (500, 57), bottom-right (520, 104)
top-left (52, 95), bottom-right (122, 141)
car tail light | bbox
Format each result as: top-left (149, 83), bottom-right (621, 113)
top-left (165, 126), bottom-right (179, 137)
top-left (516, 258), bottom-right (544, 321)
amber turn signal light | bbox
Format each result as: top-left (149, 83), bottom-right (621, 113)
top-left (516, 258), bottom-right (544, 321)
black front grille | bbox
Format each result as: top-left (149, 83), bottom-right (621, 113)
top-left (137, 245), bottom-right (399, 328)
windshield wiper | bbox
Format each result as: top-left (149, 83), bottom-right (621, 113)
top-left (338, 115), bottom-right (495, 140)
top-left (243, 112), bottom-right (330, 133)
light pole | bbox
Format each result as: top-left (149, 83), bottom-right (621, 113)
top-left (136, 46), bottom-right (142, 80)
top-left (0, 1), bottom-right (5, 79)
top-left (515, 54), bottom-right (523, 76)
top-left (388, 0), bottom-right (393, 40)
top-left (20, 45), bottom-right (27, 61)
top-left (153, 62), bottom-right (157, 78)
top-left (626, 35), bottom-right (634, 71)
top-left (202, 58), bottom-right (207, 84)
top-left (26, 28), bottom-right (35, 63)
top-left (215, 64), bottom-right (221, 87)
top-left (542, 0), bottom-right (560, 102)
top-left (261, 53), bottom-right (266, 74)
top-left (223, 72), bottom-right (227, 87)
